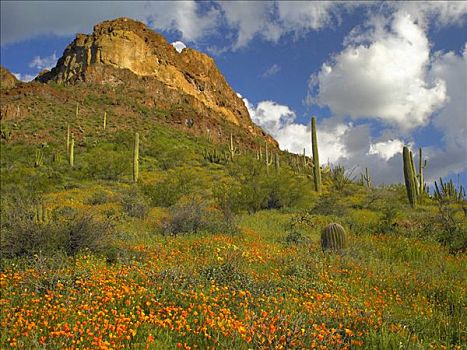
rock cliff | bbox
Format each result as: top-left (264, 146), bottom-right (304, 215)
top-left (38, 18), bottom-right (275, 144)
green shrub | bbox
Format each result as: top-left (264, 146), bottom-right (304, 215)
top-left (162, 196), bottom-right (237, 236)
top-left (225, 157), bottom-right (308, 213)
top-left (85, 190), bottom-right (112, 205)
top-left (121, 187), bottom-right (150, 219)
top-left (143, 168), bottom-right (206, 207)
top-left (83, 145), bottom-right (129, 181)
top-left (0, 195), bottom-right (113, 258)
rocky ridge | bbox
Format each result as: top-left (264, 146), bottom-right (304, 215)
top-left (37, 17), bottom-right (276, 145)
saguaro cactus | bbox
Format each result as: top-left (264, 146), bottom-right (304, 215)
top-left (321, 223), bottom-right (347, 251)
top-left (229, 133), bottom-right (239, 161)
top-left (403, 146), bottom-right (417, 207)
top-left (418, 147), bottom-right (427, 199)
top-left (75, 103), bottom-right (79, 118)
top-left (311, 116), bottom-right (321, 192)
top-left (66, 123), bottom-right (70, 154)
top-left (133, 132), bottom-right (140, 183)
top-left (265, 143), bottom-right (273, 174)
top-left (103, 111), bottom-right (107, 130)
top-left (274, 153), bottom-right (280, 172)
top-left (69, 134), bottom-right (75, 167)
top-left (362, 167), bottom-right (371, 188)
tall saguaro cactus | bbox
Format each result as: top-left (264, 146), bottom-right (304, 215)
top-left (418, 147), bottom-right (427, 199)
top-left (229, 133), bottom-right (238, 161)
top-left (66, 123), bottom-right (70, 154)
top-left (409, 150), bottom-right (419, 197)
top-left (133, 132), bottom-right (140, 183)
top-left (311, 116), bottom-right (321, 192)
top-left (69, 134), bottom-right (75, 167)
top-left (103, 111), bottom-right (107, 130)
top-left (402, 146), bottom-right (417, 207)
top-left (265, 143), bottom-right (273, 174)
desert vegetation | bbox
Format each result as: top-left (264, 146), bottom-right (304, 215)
top-left (0, 82), bottom-right (465, 350)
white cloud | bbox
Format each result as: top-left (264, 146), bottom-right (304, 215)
top-left (243, 98), bottom-right (348, 163)
top-left (28, 52), bottom-right (58, 71)
top-left (277, 1), bottom-right (338, 34)
top-left (368, 139), bottom-right (404, 160)
top-left (171, 41), bottom-right (187, 53)
top-left (424, 44), bottom-right (467, 180)
top-left (392, 2), bottom-right (467, 28)
top-left (13, 72), bottom-right (35, 82)
top-left (147, 1), bottom-right (220, 42)
top-left (0, 1), bottom-right (348, 50)
top-left (0, 1), bottom-right (218, 46)
top-left (218, 1), bottom-right (278, 49)
top-left (262, 63), bottom-right (280, 77)
top-left (310, 12), bottom-right (447, 131)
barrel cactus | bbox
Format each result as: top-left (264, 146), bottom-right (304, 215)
top-left (321, 223), bottom-right (347, 251)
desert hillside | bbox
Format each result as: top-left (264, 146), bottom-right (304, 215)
top-left (0, 17), bottom-right (465, 350)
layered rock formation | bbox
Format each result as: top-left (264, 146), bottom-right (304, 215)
top-left (38, 18), bottom-right (275, 144)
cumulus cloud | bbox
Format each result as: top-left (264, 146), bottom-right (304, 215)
top-left (277, 1), bottom-right (339, 34)
top-left (0, 1), bottom-right (217, 46)
top-left (309, 12), bottom-right (447, 131)
top-left (368, 139), bottom-right (405, 161)
top-left (0, 1), bottom-right (350, 50)
top-left (12, 72), bottom-right (36, 82)
top-left (28, 52), bottom-right (58, 70)
top-left (171, 41), bottom-right (187, 53)
top-left (1, 1), bottom-right (465, 51)
top-left (243, 98), bottom-right (349, 164)
top-left (262, 63), bottom-right (280, 77)
top-left (424, 45), bottom-right (467, 180)
top-left (392, 1), bottom-right (467, 28)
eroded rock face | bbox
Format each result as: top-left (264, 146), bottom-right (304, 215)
top-left (38, 17), bottom-right (271, 142)
top-left (1, 66), bottom-right (19, 90)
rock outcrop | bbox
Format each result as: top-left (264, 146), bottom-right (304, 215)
top-left (1, 66), bottom-right (19, 90)
top-left (38, 17), bottom-right (275, 144)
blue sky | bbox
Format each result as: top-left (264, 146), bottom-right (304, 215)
top-left (1, 1), bottom-right (466, 187)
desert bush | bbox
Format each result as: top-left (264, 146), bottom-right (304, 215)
top-left (284, 230), bottom-right (310, 245)
top-left (0, 195), bottom-right (113, 258)
top-left (200, 261), bottom-right (252, 290)
top-left (311, 193), bottom-right (348, 217)
top-left (330, 164), bottom-right (351, 191)
top-left (121, 187), bottom-right (150, 219)
top-left (83, 145), bottom-right (129, 180)
top-left (143, 168), bottom-right (207, 207)
top-left (162, 196), bottom-right (237, 236)
top-left (225, 157), bottom-right (307, 213)
top-left (85, 190), bottom-right (112, 205)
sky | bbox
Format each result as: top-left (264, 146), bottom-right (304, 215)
top-left (1, 1), bottom-right (466, 187)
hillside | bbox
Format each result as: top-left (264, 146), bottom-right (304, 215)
top-left (0, 18), bottom-right (466, 350)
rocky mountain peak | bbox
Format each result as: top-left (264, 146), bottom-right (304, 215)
top-left (37, 17), bottom-right (275, 144)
